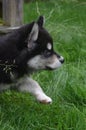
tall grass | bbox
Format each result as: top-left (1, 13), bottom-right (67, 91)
top-left (0, 0), bottom-right (86, 130)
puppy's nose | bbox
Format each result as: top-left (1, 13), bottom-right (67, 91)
top-left (59, 56), bottom-right (64, 64)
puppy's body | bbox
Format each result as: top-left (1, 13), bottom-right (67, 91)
top-left (0, 16), bottom-right (64, 104)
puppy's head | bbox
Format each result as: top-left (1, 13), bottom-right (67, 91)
top-left (26, 16), bottom-right (64, 70)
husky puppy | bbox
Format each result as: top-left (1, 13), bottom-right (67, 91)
top-left (0, 16), bottom-right (64, 104)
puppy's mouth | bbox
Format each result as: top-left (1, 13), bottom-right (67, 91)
top-left (45, 58), bottom-right (64, 71)
top-left (46, 66), bottom-right (54, 70)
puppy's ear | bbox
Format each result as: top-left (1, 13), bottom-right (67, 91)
top-left (37, 16), bottom-right (45, 27)
top-left (29, 23), bottom-right (39, 41)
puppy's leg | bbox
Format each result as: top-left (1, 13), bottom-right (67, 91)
top-left (17, 77), bottom-right (52, 104)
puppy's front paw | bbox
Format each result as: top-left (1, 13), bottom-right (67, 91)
top-left (36, 93), bottom-right (52, 104)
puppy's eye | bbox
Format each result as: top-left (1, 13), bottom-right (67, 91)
top-left (43, 50), bottom-right (52, 58)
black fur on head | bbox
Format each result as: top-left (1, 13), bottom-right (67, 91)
top-left (0, 16), bottom-right (64, 83)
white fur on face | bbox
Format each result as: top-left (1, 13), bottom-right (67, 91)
top-left (27, 54), bottom-right (62, 70)
top-left (47, 43), bottom-right (52, 50)
top-left (27, 55), bottom-right (46, 70)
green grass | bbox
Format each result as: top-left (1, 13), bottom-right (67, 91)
top-left (0, 0), bottom-right (86, 129)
